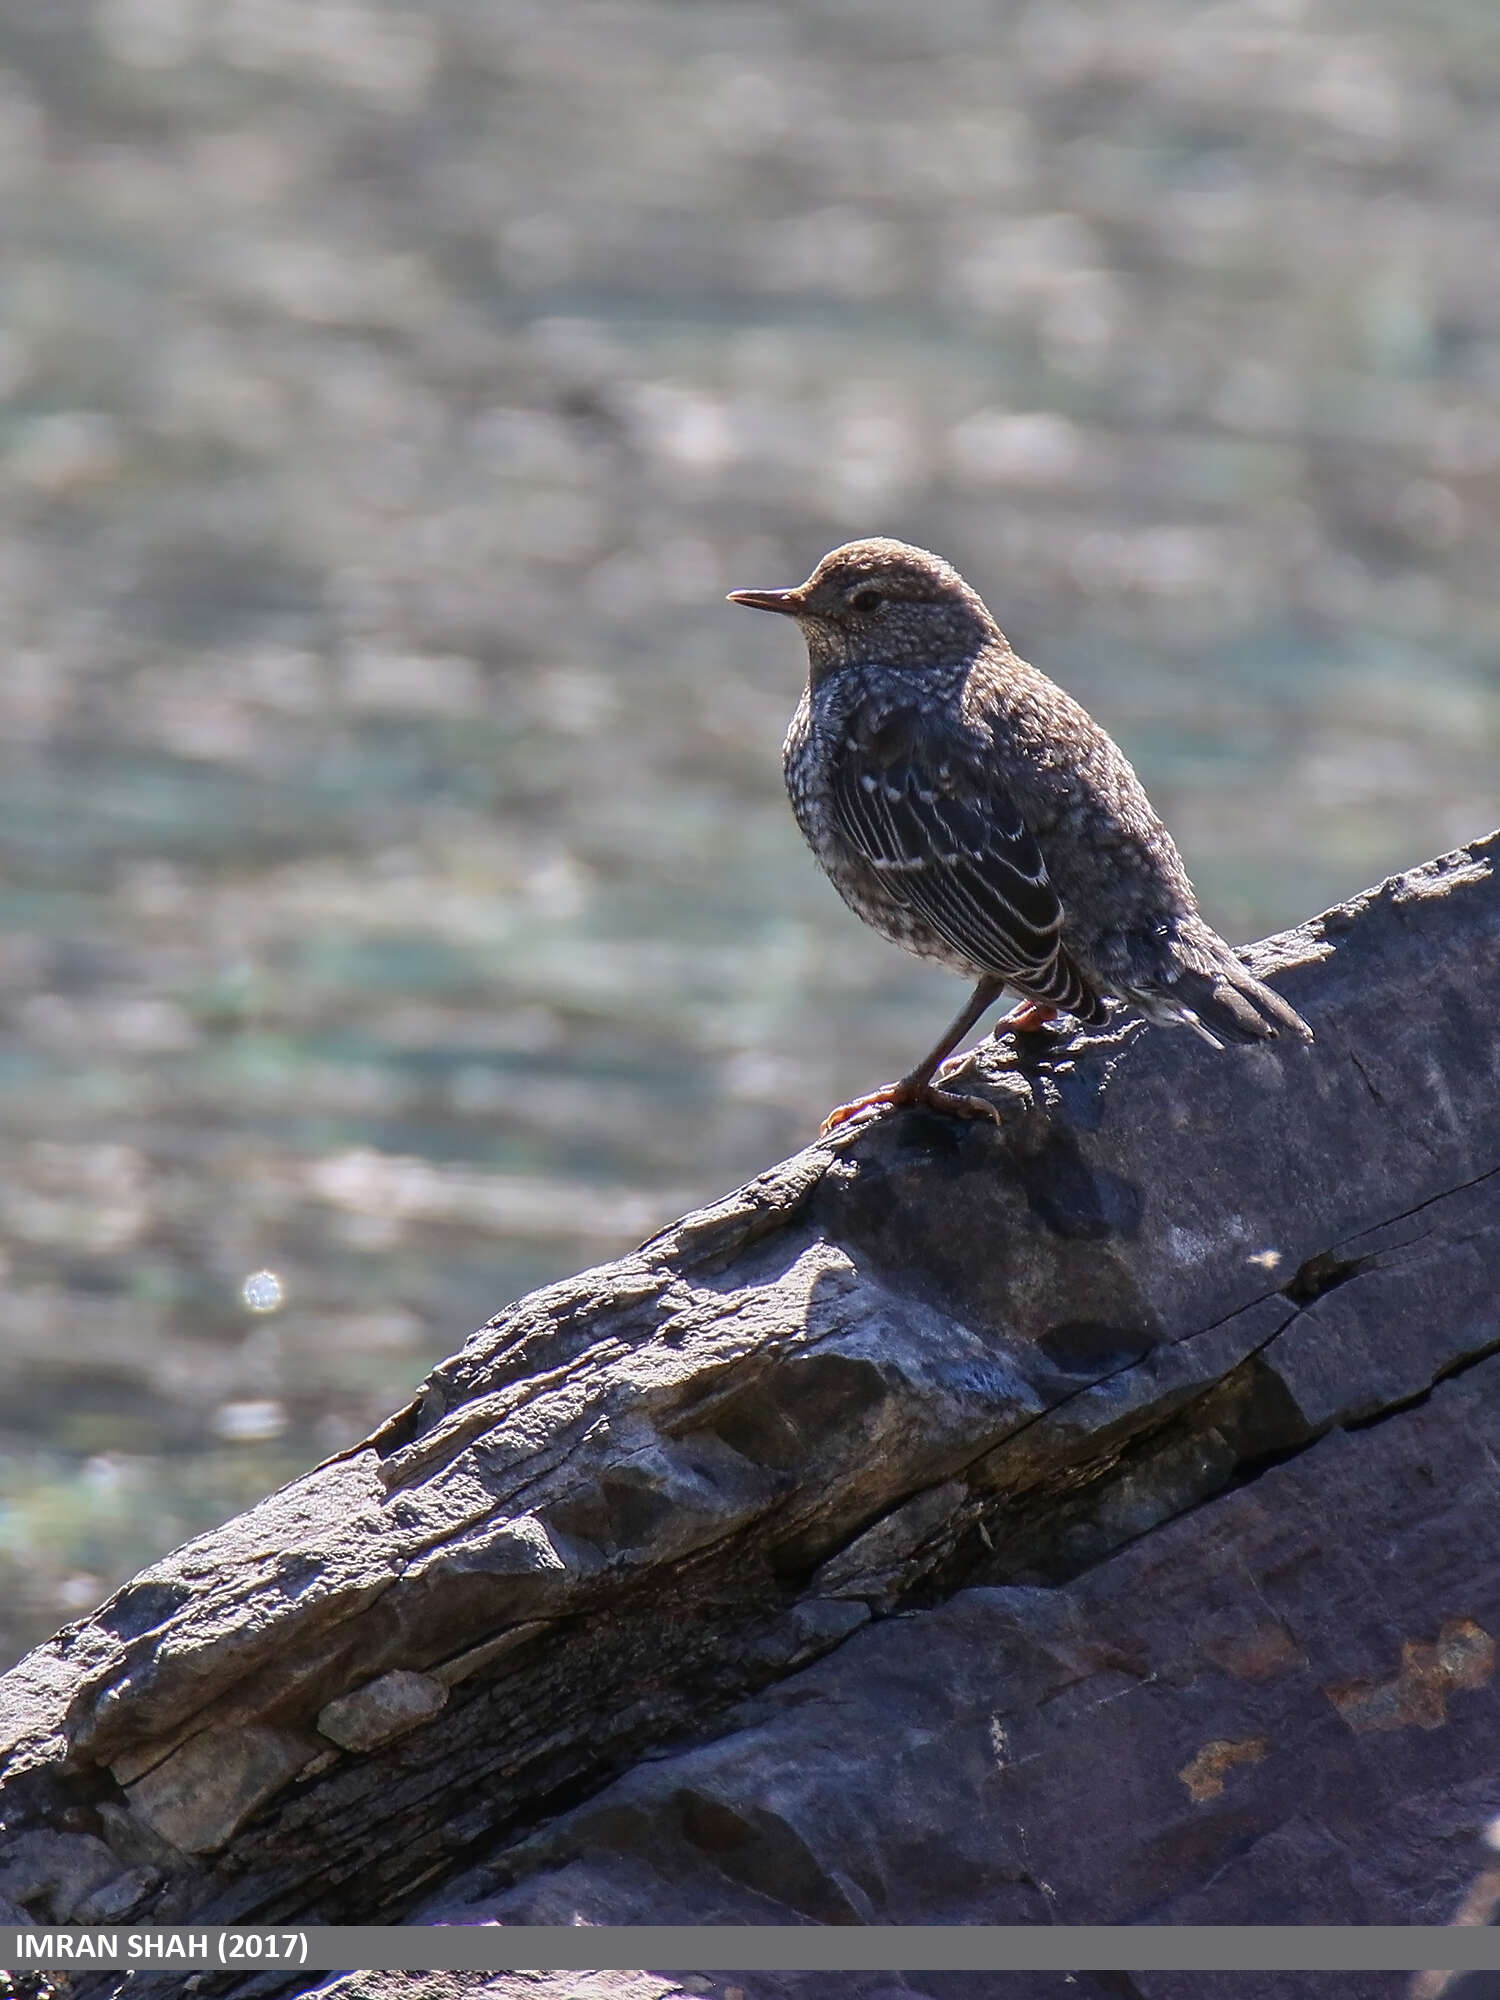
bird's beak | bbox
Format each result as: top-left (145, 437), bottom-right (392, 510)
top-left (726, 587), bottom-right (802, 616)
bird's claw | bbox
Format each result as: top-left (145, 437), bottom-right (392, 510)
top-left (819, 1080), bottom-right (1003, 1135)
top-left (990, 1000), bottom-right (1059, 1038)
top-left (819, 1086), bottom-right (899, 1135)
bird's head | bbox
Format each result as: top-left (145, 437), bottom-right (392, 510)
top-left (728, 538), bottom-right (998, 678)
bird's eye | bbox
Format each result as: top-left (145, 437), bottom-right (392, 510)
top-left (848, 587), bottom-right (884, 614)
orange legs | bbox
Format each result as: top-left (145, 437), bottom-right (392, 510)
top-left (819, 978), bottom-right (1006, 1134)
top-left (819, 984), bottom-right (1064, 1135)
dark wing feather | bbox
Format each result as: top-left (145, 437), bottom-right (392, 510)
top-left (829, 704), bottom-right (1100, 1016)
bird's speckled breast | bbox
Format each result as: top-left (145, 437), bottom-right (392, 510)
top-left (782, 670), bottom-right (989, 977)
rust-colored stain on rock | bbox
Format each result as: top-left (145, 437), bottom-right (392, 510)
top-left (1177, 1736), bottom-right (1268, 1803)
top-left (1326, 1617), bottom-right (1496, 1732)
top-left (1200, 1618), bottom-right (1306, 1681)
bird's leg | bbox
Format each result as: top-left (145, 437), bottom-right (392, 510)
top-left (819, 978), bottom-right (1006, 1134)
top-left (989, 998), bottom-right (1058, 1037)
top-left (934, 996), bottom-right (1058, 1080)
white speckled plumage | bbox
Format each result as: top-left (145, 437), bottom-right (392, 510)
top-left (731, 538), bottom-right (1311, 1125)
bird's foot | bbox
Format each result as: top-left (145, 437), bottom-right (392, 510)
top-left (991, 1000), bottom-right (1059, 1038)
top-left (819, 1079), bottom-right (1003, 1135)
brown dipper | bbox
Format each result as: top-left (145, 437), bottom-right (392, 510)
top-left (730, 537), bottom-right (1312, 1131)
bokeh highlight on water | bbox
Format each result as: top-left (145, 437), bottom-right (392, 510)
top-left (0, 0), bottom-right (1497, 1665)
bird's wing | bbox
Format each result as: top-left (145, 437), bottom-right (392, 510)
top-left (828, 702), bottom-right (1096, 1012)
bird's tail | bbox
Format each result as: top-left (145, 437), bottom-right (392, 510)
top-left (1144, 948), bottom-right (1313, 1051)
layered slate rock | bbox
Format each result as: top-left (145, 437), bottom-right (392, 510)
top-left (426, 1362), bottom-right (1500, 1937)
top-left (0, 835), bottom-right (1497, 1997)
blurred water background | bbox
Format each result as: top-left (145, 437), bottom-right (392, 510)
top-left (0, 0), bottom-right (1498, 1667)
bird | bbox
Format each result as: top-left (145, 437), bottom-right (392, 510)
top-left (728, 537), bottom-right (1312, 1133)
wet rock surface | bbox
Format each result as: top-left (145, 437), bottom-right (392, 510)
top-left (0, 837), bottom-right (1496, 1998)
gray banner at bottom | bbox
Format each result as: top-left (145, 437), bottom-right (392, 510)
top-left (5, 1926), bottom-right (1499, 1975)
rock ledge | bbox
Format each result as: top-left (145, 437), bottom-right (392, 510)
top-left (1, 835), bottom-right (1498, 1996)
